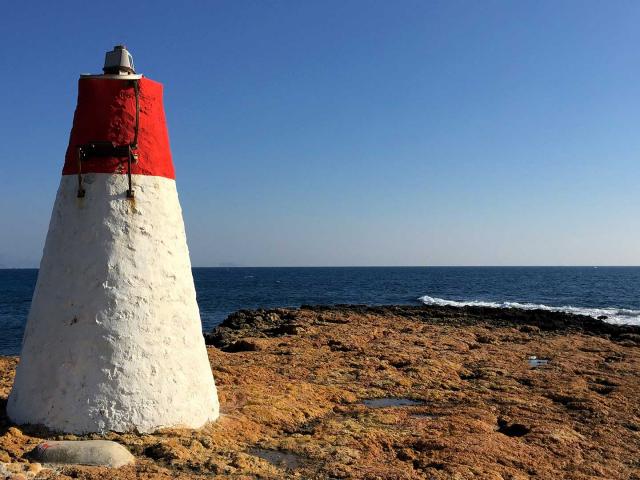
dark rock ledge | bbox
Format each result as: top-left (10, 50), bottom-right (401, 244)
top-left (205, 304), bottom-right (640, 351)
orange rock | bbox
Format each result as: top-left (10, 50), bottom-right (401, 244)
top-left (0, 305), bottom-right (639, 479)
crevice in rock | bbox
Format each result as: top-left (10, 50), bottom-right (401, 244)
top-left (497, 418), bottom-right (530, 437)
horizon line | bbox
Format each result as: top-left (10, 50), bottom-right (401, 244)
top-left (2, 265), bottom-right (640, 270)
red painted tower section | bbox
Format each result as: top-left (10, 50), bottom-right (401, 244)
top-left (62, 77), bottom-right (175, 179)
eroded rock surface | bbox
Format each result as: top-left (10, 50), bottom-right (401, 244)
top-left (1, 305), bottom-right (639, 479)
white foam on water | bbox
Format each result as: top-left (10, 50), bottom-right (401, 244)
top-left (418, 295), bottom-right (640, 326)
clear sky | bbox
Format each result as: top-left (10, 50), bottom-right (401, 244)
top-left (0, 0), bottom-right (638, 267)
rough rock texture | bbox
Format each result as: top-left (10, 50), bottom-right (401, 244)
top-left (8, 174), bottom-right (218, 434)
top-left (1, 305), bottom-right (640, 479)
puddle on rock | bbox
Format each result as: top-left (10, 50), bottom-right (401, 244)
top-left (249, 448), bottom-right (303, 470)
top-left (528, 356), bottom-right (550, 368)
top-left (363, 397), bottom-right (425, 408)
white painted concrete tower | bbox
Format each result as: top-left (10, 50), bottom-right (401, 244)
top-left (7, 46), bottom-right (219, 434)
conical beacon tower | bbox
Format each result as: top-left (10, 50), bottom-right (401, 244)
top-left (8, 46), bottom-right (219, 434)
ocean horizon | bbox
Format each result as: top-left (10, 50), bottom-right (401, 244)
top-left (2, 266), bottom-right (639, 356)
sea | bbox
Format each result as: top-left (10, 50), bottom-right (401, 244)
top-left (1, 266), bottom-right (639, 356)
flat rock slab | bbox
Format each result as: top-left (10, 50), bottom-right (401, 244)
top-left (32, 440), bottom-right (134, 468)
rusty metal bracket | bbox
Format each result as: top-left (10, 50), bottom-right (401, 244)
top-left (77, 146), bottom-right (85, 198)
top-left (126, 147), bottom-right (135, 198)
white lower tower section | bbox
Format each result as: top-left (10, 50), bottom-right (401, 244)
top-left (8, 173), bottom-right (219, 434)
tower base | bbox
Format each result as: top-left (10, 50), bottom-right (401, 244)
top-left (8, 173), bottom-right (219, 434)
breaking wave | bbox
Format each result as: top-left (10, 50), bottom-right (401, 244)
top-left (418, 295), bottom-right (640, 326)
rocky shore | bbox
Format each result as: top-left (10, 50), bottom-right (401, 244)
top-left (1, 304), bottom-right (639, 479)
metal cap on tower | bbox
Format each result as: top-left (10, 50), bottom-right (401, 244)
top-left (103, 45), bottom-right (135, 75)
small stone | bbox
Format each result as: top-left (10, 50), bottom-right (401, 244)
top-left (31, 440), bottom-right (134, 468)
top-left (27, 463), bottom-right (42, 474)
top-left (0, 451), bottom-right (10, 462)
top-left (7, 428), bottom-right (23, 438)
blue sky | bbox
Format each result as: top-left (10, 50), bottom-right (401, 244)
top-left (1, 0), bottom-right (639, 267)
